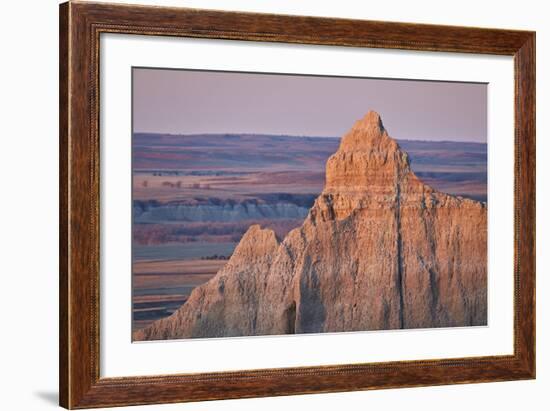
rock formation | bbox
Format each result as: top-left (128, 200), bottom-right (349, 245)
top-left (134, 111), bottom-right (487, 341)
top-left (133, 197), bottom-right (312, 224)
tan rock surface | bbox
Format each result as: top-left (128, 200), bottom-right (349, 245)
top-left (134, 111), bottom-right (487, 341)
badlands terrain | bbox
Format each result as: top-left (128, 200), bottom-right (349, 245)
top-left (134, 111), bottom-right (487, 340)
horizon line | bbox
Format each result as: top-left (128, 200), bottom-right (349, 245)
top-left (132, 131), bottom-right (487, 145)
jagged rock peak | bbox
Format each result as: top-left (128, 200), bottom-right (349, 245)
top-left (325, 111), bottom-right (411, 193)
top-left (230, 224), bottom-right (279, 260)
top-left (338, 110), bottom-right (394, 152)
top-left (354, 110), bottom-right (384, 132)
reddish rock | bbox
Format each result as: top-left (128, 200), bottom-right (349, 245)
top-left (134, 111), bottom-right (487, 341)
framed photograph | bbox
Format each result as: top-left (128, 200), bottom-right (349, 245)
top-left (59, 2), bottom-right (535, 408)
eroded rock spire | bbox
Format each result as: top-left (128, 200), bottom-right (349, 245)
top-left (135, 112), bottom-right (487, 341)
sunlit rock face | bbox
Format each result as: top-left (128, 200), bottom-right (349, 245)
top-left (134, 111), bottom-right (487, 341)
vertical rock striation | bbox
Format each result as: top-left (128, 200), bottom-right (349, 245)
top-left (134, 111), bottom-right (487, 341)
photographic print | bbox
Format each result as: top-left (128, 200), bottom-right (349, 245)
top-left (131, 68), bottom-right (487, 341)
top-left (59, 5), bottom-right (535, 406)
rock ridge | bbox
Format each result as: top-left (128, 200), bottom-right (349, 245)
top-left (135, 111), bottom-right (487, 341)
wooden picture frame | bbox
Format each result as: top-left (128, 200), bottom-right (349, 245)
top-left (59, 1), bottom-right (535, 408)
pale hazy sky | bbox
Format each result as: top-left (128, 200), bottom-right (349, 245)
top-left (133, 68), bottom-right (487, 142)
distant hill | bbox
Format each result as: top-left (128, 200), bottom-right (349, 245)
top-left (133, 132), bottom-right (487, 202)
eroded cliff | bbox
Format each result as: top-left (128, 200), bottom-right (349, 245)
top-left (134, 111), bottom-right (487, 340)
